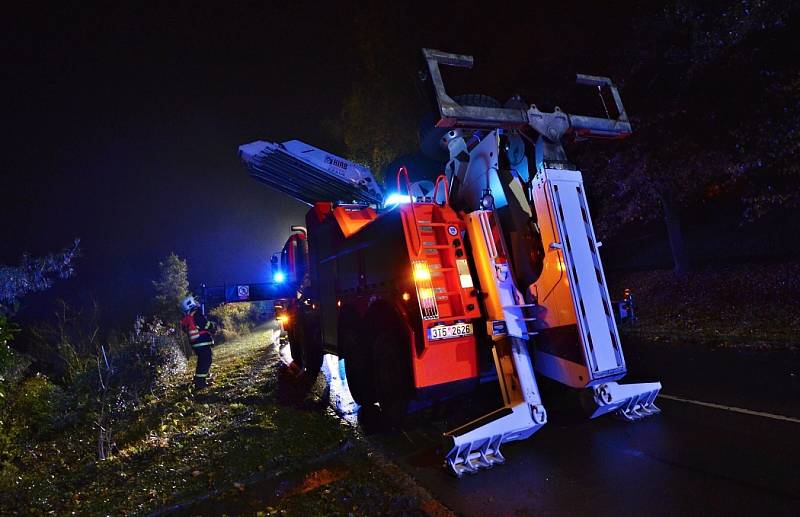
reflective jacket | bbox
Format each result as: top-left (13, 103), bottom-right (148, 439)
top-left (181, 309), bottom-right (215, 347)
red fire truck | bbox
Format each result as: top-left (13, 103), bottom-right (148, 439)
top-left (240, 49), bottom-right (661, 476)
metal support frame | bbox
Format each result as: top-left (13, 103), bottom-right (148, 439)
top-left (421, 48), bottom-right (632, 141)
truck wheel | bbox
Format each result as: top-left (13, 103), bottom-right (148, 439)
top-left (297, 310), bottom-right (323, 378)
top-left (339, 307), bottom-right (376, 406)
top-left (287, 321), bottom-right (303, 367)
top-left (367, 303), bottom-right (413, 427)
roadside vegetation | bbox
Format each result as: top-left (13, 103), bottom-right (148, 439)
top-left (1, 252), bottom-right (197, 509)
top-left (610, 261), bottom-right (800, 350)
top-left (1, 326), bottom-right (449, 515)
top-left (1, 250), bottom-right (445, 515)
top-left (210, 302), bottom-right (269, 344)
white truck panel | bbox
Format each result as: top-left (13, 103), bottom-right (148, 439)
top-left (531, 168), bottom-right (625, 384)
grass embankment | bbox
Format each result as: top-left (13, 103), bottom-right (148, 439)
top-left (2, 326), bottom-right (450, 516)
top-left (609, 261), bottom-right (800, 349)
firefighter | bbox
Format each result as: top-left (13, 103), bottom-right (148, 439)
top-left (180, 295), bottom-right (217, 390)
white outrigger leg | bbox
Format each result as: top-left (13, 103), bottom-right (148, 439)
top-left (444, 210), bottom-right (548, 477)
top-left (530, 167), bottom-right (662, 419)
top-left (444, 336), bottom-right (547, 476)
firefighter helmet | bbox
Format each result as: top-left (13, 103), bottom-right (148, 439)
top-left (181, 295), bottom-right (200, 314)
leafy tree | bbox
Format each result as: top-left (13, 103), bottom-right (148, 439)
top-left (0, 240), bottom-right (79, 395)
top-left (577, 0), bottom-right (796, 273)
top-left (730, 63), bottom-right (799, 221)
top-left (0, 242), bottom-right (78, 480)
top-left (332, 5), bottom-right (419, 183)
top-left (152, 253), bottom-right (189, 325)
top-left (0, 240), bottom-right (80, 313)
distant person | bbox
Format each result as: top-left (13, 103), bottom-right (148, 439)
top-left (180, 295), bottom-right (217, 390)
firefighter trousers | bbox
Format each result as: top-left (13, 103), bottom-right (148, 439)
top-left (193, 344), bottom-right (213, 389)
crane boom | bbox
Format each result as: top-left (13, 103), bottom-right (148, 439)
top-left (240, 140), bottom-right (383, 206)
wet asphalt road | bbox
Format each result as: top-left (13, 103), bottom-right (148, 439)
top-left (353, 341), bottom-right (800, 517)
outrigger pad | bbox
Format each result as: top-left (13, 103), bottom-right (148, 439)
top-left (587, 381), bottom-right (662, 421)
top-left (443, 403), bottom-right (546, 477)
top-left (445, 435), bottom-right (506, 477)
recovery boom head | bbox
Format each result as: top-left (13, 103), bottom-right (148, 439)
top-left (420, 48), bottom-right (632, 141)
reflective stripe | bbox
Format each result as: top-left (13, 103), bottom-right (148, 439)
top-left (192, 342), bottom-right (212, 348)
top-left (194, 373), bottom-right (208, 378)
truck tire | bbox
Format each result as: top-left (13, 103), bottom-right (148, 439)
top-left (287, 320), bottom-right (303, 367)
top-left (339, 306), bottom-right (376, 406)
top-left (365, 302), bottom-right (413, 427)
top-left (296, 310), bottom-right (323, 378)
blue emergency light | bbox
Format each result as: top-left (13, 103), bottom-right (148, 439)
top-left (383, 193), bottom-right (411, 207)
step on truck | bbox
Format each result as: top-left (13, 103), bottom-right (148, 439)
top-left (238, 49), bottom-right (661, 476)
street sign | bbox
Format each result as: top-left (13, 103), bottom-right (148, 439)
top-left (201, 282), bottom-right (293, 311)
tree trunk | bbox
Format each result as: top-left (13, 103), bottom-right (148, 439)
top-left (661, 196), bottom-right (689, 274)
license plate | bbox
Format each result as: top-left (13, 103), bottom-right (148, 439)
top-left (428, 323), bottom-right (473, 341)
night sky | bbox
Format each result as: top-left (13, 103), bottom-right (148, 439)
top-left (2, 2), bottom-right (638, 324)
